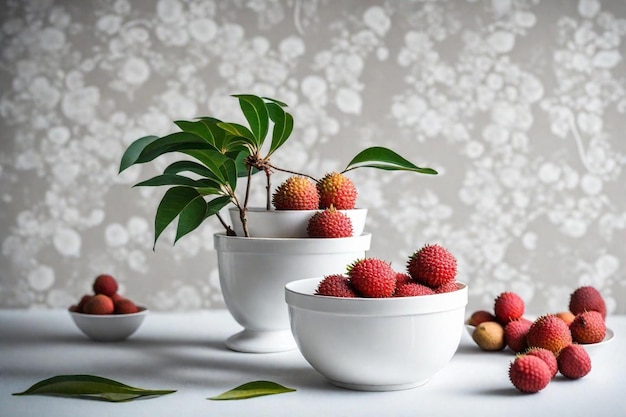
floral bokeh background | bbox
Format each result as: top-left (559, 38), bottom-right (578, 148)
top-left (0, 0), bottom-right (625, 314)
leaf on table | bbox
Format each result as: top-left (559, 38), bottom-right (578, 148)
top-left (208, 380), bottom-right (296, 400)
top-left (12, 374), bottom-right (176, 402)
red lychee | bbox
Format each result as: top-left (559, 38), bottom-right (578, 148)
top-left (316, 274), bottom-right (357, 298)
top-left (433, 280), bottom-right (459, 294)
top-left (76, 294), bottom-right (93, 313)
top-left (525, 347), bottom-right (558, 378)
top-left (348, 258), bottom-right (396, 298)
top-left (557, 344), bottom-right (591, 379)
top-left (467, 310), bottom-right (497, 326)
top-left (504, 318), bottom-right (533, 353)
top-left (407, 244), bottom-right (457, 288)
top-left (307, 207), bottom-right (353, 238)
top-left (569, 286), bottom-right (607, 319)
top-left (494, 291), bottom-right (525, 324)
top-left (272, 176), bottom-right (319, 210)
top-left (394, 272), bottom-right (413, 288)
top-left (508, 354), bottom-right (552, 393)
top-left (394, 282), bottom-right (435, 297)
top-left (526, 314), bottom-right (573, 354)
top-left (83, 294), bottom-right (114, 315)
top-left (114, 298), bottom-right (139, 314)
top-left (317, 172), bottom-right (357, 210)
top-left (570, 311), bottom-right (606, 344)
top-left (93, 274), bottom-right (118, 297)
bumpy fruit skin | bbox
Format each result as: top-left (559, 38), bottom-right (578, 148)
top-left (494, 292), bottom-right (525, 324)
top-left (394, 272), bottom-right (413, 288)
top-left (348, 258), bottom-right (396, 298)
top-left (467, 310), bottom-right (497, 326)
top-left (93, 274), bottom-right (118, 297)
top-left (526, 315), bottom-right (573, 354)
top-left (114, 298), bottom-right (139, 314)
top-left (569, 286), bottom-right (607, 319)
top-left (83, 294), bottom-right (114, 315)
top-left (272, 176), bottom-right (320, 210)
top-left (570, 311), bottom-right (606, 344)
top-left (433, 281), bottom-right (458, 294)
top-left (509, 355), bottom-right (552, 393)
top-left (407, 244), bottom-right (457, 288)
top-left (394, 282), bottom-right (435, 297)
top-left (504, 318), bottom-right (533, 353)
top-left (317, 172), bottom-right (357, 210)
top-left (316, 274), bottom-right (357, 298)
top-left (525, 347), bottom-right (558, 378)
top-left (472, 321), bottom-right (505, 351)
top-left (558, 344), bottom-right (591, 379)
top-left (307, 207), bottom-right (353, 238)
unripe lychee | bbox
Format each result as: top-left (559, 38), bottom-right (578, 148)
top-left (557, 344), bottom-right (591, 379)
top-left (316, 274), bottom-right (357, 298)
top-left (467, 310), bottom-right (497, 326)
top-left (83, 294), bottom-right (114, 315)
top-left (570, 311), bottom-right (606, 344)
top-left (93, 274), bottom-right (118, 297)
top-left (509, 355), bottom-right (552, 393)
top-left (526, 314), bottom-right (573, 354)
top-left (114, 298), bottom-right (139, 314)
top-left (407, 244), bottom-right (457, 288)
top-left (307, 207), bottom-right (353, 238)
top-left (348, 258), bottom-right (396, 298)
top-left (394, 282), bottom-right (434, 297)
top-left (472, 321), bottom-right (505, 351)
top-left (317, 172), bottom-right (357, 210)
top-left (272, 176), bottom-right (319, 210)
top-left (569, 286), bottom-right (607, 319)
top-left (494, 291), bottom-right (525, 324)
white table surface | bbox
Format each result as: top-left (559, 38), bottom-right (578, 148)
top-left (1, 309), bottom-right (624, 417)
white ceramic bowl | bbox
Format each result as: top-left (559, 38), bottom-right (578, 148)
top-left (69, 308), bottom-right (148, 342)
top-left (285, 278), bottom-right (468, 391)
top-left (228, 207), bottom-right (367, 238)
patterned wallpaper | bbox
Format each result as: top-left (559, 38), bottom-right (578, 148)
top-left (0, 0), bottom-right (625, 315)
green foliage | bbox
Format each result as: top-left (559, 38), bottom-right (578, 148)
top-left (119, 94), bottom-right (438, 245)
top-left (208, 380), bottom-right (296, 400)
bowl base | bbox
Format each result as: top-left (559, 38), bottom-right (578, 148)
top-left (225, 329), bottom-right (297, 353)
top-left (327, 378), bottom-right (430, 391)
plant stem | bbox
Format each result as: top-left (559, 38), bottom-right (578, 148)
top-left (265, 170), bottom-right (271, 210)
top-left (216, 213), bottom-right (236, 236)
top-left (267, 164), bottom-right (318, 182)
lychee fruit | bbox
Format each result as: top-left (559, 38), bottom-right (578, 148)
top-left (570, 311), bottom-right (606, 344)
top-left (472, 321), bottom-right (506, 351)
top-left (494, 291), bottom-right (525, 324)
top-left (394, 272), bottom-right (413, 288)
top-left (272, 176), bottom-right (319, 210)
top-left (307, 207), bottom-right (353, 238)
top-left (93, 274), bottom-right (118, 297)
top-left (526, 314), bottom-right (573, 354)
top-left (114, 298), bottom-right (139, 314)
top-left (407, 244), bottom-right (457, 288)
top-left (394, 282), bottom-right (435, 297)
top-left (317, 172), bottom-right (357, 210)
top-left (555, 311), bottom-right (576, 327)
top-left (433, 280), bottom-right (459, 294)
top-left (68, 305), bottom-right (79, 312)
top-left (509, 355), bottom-right (552, 393)
top-left (76, 294), bottom-right (93, 313)
top-left (557, 344), bottom-right (591, 379)
top-left (504, 318), bottom-right (533, 353)
top-left (467, 310), bottom-right (497, 326)
top-left (83, 294), bottom-right (114, 315)
top-left (569, 286), bottom-right (607, 319)
top-left (525, 347), bottom-right (558, 378)
top-left (316, 274), bottom-right (357, 298)
top-left (348, 258), bottom-right (396, 298)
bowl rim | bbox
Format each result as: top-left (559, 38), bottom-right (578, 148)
top-left (285, 277), bottom-right (468, 317)
top-left (68, 306), bottom-right (148, 318)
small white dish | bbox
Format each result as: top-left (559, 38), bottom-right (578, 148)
top-left (285, 278), bottom-right (468, 391)
top-left (228, 207), bottom-right (367, 238)
top-left (69, 308), bottom-right (148, 342)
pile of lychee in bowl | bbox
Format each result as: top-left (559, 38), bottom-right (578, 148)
top-left (68, 274), bottom-right (147, 342)
top-left (285, 243), bottom-right (468, 391)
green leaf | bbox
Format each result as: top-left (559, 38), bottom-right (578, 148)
top-left (153, 187), bottom-right (203, 247)
top-left (262, 96), bottom-right (289, 107)
top-left (205, 195), bottom-right (232, 218)
top-left (179, 149), bottom-right (232, 183)
top-left (119, 135), bottom-right (159, 173)
top-left (220, 158), bottom-right (238, 191)
top-left (267, 102), bottom-right (294, 155)
top-left (208, 381), bottom-right (296, 401)
top-left (197, 117), bottom-right (229, 150)
top-left (343, 146), bottom-right (438, 175)
top-left (134, 174), bottom-right (220, 189)
top-left (173, 120), bottom-right (215, 145)
top-left (217, 122), bottom-right (256, 144)
top-left (233, 94), bottom-right (269, 146)
top-left (163, 161), bottom-right (216, 178)
top-left (124, 132), bottom-right (219, 170)
top-left (12, 374), bottom-right (176, 403)
top-left (174, 193), bottom-right (208, 244)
